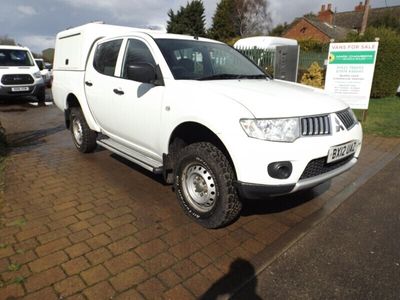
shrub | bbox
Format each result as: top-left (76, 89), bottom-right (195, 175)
top-left (301, 62), bottom-right (324, 88)
top-left (298, 39), bottom-right (327, 52)
top-left (346, 27), bottom-right (400, 98)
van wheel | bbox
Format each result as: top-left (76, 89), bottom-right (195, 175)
top-left (36, 87), bottom-right (46, 103)
top-left (70, 107), bottom-right (97, 153)
top-left (174, 142), bottom-right (242, 229)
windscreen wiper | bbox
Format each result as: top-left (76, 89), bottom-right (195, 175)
top-left (197, 73), bottom-right (267, 81)
top-left (197, 74), bottom-right (241, 81)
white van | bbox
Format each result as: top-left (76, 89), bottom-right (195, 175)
top-left (0, 45), bottom-right (45, 102)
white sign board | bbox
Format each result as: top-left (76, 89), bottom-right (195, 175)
top-left (325, 42), bottom-right (379, 109)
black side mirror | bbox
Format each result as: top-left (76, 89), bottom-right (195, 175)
top-left (37, 62), bottom-right (44, 71)
top-left (126, 63), bottom-right (157, 84)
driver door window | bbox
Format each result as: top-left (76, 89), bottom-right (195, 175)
top-left (122, 39), bottom-right (155, 79)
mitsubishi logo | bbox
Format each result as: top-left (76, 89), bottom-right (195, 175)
top-left (335, 118), bottom-right (345, 132)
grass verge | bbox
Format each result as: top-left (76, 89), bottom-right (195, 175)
top-left (355, 97), bottom-right (400, 137)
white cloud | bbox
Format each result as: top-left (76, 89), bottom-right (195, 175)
top-left (19, 35), bottom-right (55, 53)
top-left (17, 5), bottom-right (37, 16)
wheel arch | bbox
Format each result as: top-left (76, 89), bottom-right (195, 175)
top-left (64, 93), bottom-right (81, 129)
top-left (164, 122), bottom-right (237, 182)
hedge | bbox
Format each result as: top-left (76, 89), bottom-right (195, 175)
top-left (346, 27), bottom-right (400, 98)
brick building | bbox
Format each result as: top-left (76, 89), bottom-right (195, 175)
top-left (283, 1), bottom-right (400, 43)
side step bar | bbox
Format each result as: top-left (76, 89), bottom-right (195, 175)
top-left (97, 138), bottom-right (163, 174)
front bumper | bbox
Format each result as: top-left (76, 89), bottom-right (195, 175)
top-left (0, 83), bottom-right (45, 98)
top-left (235, 156), bottom-right (357, 199)
top-left (222, 116), bottom-right (363, 198)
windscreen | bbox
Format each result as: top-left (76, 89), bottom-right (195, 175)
top-left (0, 49), bottom-right (34, 67)
top-left (155, 39), bottom-right (266, 80)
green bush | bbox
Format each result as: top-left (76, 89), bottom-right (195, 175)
top-left (300, 62), bottom-right (324, 88)
top-left (346, 27), bottom-right (400, 98)
top-left (298, 39), bottom-right (327, 52)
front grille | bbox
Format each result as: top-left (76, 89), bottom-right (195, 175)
top-left (1, 74), bottom-right (34, 85)
top-left (301, 115), bottom-right (331, 136)
top-left (300, 155), bottom-right (354, 180)
top-left (336, 109), bottom-right (357, 130)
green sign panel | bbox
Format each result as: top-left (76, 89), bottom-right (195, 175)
top-left (329, 51), bottom-right (376, 64)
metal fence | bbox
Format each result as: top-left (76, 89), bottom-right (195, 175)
top-left (237, 47), bottom-right (275, 70)
top-left (237, 47), bottom-right (329, 74)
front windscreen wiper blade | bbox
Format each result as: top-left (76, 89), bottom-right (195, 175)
top-left (197, 73), bottom-right (267, 81)
top-left (197, 74), bottom-right (242, 81)
top-left (236, 74), bottom-right (268, 79)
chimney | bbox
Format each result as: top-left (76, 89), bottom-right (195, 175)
top-left (355, 1), bottom-right (365, 12)
top-left (318, 3), bottom-right (334, 24)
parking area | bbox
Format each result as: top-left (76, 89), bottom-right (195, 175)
top-left (1, 97), bottom-right (400, 299)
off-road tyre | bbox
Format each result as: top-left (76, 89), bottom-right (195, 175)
top-left (70, 107), bottom-right (97, 153)
top-left (174, 142), bottom-right (242, 229)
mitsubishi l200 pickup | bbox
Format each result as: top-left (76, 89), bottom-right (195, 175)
top-left (53, 23), bottom-right (362, 228)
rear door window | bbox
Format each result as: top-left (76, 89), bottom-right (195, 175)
top-left (93, 39), bottom-right (123, 76)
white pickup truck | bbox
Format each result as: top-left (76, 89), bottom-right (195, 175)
top-left (53, 23), bottom-right (362, 228)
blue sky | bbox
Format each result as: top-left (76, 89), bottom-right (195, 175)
top-left (0, 0), bottom-right (397, 53)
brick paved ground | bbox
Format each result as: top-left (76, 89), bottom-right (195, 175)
top-left (1, 102), bottom-right (399, 299)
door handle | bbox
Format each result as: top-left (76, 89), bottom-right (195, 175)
top-left (113, 88), bottom-right (124, 95)
top-left (85, 81), bottom-right (93, 87)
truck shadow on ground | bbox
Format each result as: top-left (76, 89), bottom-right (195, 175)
top-left (110, 153), bottom-right (166, 185)
top-left (241, 180), bottom-right (331, 216)
top-left (6, 125), bottom-right (66, 151)
top-left (109, 151), bottom-right (331, 216)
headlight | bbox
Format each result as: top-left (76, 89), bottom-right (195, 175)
top-left (33, 71), bottom-right (42, 79)
top-left (240, 118), bottom-right (300, 142)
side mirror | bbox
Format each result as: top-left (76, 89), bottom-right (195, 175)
top-left (37, 62), bottom-right (44, 71)
top-left (126, 63), bottom-right (157, 84)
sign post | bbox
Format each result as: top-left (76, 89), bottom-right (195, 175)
top-left (324, 42), bottom-right (379, 116)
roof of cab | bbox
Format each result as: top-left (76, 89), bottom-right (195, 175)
top-left (57, 22), bottom-right (221, 44)
top-left (0, 45), bottom-right (30, 51)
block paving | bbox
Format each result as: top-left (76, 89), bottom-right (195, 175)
top-left (1, 104), bottom-right (399, 299)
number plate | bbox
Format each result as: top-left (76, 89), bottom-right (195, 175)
top-left (327, 140), bottom-right (358, 163)
top-left (11, 87), bottom-right (30, 92)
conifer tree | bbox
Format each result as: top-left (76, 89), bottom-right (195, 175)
top-left (167, 0), bottom-right (206, 37)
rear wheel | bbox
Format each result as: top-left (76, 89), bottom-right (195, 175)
top-left (70, 107), bottom-right (97, 153)
top-left (174, 142), bottom-right (242, 229)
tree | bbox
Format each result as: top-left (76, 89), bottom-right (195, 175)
top-left (235, 0), bottom-right (272, 36)
top-left (166, 0), bottom-right (206, 37)
top-left (0, 35), bottom-right (16, 45)
top-left (209, 0), bottom-right (239, 42)
top-left (369, 11), bottom-right (400, 33)
top-left (209, 0), bottom-right (272, 42)
top-left (269, 22), bottom-right (289, 37)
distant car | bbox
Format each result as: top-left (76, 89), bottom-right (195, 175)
top-left (35, 58), bottom-right (52, 88)
top-left (397, 84), bottom-right (400, 97)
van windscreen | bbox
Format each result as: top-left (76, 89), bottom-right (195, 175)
top-left (0, 49), bottom-right (34, 67)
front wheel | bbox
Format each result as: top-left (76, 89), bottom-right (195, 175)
top-left (36, 86), bottom-right (46, 103)
top-left (174, 142), bottom-right (242, 229)
top-left (70, 107), bottom-right (97, 153)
